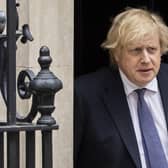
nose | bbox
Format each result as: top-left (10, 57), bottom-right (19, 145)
top-left (141, 49), bottom-right (150, 63)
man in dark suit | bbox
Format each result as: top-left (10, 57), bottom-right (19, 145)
top-left (74, 8), bottom-right (168, 168)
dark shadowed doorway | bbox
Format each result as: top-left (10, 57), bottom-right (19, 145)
top-left (74, 1), bottom-right (168, 78)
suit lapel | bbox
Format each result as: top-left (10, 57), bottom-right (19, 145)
top-left (157, 65), bottom-right (168, 127)
top-left (102, 67), bottom-right (141, 168)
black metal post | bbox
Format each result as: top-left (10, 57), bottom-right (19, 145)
top-left (7, 0), bottom-right (17, 124)
top-left (6, 1), bottom-right (19, 168)
top-left (0, 132), bottom-right (4, 168)
top-left (7, 132), bottom-right (20, 168)
top-left (26, 131), bottom-right (35, 168)
top-left (42, 130), bottom-right (53, 168)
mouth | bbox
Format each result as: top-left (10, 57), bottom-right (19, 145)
top-left (137, 68), bottom-right (153, 73)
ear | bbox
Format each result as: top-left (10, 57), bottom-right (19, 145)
top-left (114, 55), bottom-right (119, 62)
top-left (113, 50), bottom-right (120, 63)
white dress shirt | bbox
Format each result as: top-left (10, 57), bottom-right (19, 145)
top-left (119, 69), bottom-right (168, 168)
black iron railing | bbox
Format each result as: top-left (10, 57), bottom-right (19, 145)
top-left (0, 1), bottom-right (63, 168)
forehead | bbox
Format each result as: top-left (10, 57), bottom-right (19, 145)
top-left (126, 33), bottom-right (160, 48)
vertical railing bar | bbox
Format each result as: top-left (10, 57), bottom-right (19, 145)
top-left (0, 132), bottom-right (4, 168)
top-left (42, 130), bottom-right (53, 168)
top-left (6, 0), bottom-right (17, 124)
top-left (7, 132), bottom-right (20, 168)
top-left (26, 131), bottom-right (35, 168)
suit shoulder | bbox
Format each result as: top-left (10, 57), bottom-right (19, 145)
top-left (159, 63), bottom-right (168, 74)
top-left (160, 63), bottom-right (168, 70)
top-left (75, 67), bottom-right (112, 93)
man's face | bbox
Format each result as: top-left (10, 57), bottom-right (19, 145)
top-left (115, 34), bottom-right (161, 86)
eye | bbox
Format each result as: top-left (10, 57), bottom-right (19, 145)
top-left (134, 48), bottom-right (142, 52)
top-left (128, 47), bottom-right (142, 55)
top-left (147, 47), bottom-right (157, 54)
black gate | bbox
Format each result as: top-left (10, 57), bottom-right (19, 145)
top-left (0, 1), bottom-right (63, 168)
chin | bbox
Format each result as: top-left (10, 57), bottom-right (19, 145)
top-left (137, 80), bottom-right (153, 86)
top-left (137, 75), bottom-right (155, 84)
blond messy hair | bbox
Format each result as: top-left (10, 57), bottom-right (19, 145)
top-left (101, 7), bottom-right (168, 64)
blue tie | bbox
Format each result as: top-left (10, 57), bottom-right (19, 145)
top-left (136, 89), bottom-right (168, 168)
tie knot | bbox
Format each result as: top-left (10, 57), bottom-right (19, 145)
top-left (135, 88), bottom-right (146, 98)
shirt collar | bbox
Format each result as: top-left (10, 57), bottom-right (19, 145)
top-left (119, 68), bottom-right (158, 96)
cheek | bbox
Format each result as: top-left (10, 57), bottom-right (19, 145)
top-left (124, 59), bottom-right (138, 70)
top-left (117, 54), bottom-right (140, 73)
top-left (120, 61), bottom-right (135, 76)
top-left (152, 55), bottom-right (161, 66)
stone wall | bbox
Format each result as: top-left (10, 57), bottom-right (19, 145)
top-left (0, 0), bottom-right (73, 167)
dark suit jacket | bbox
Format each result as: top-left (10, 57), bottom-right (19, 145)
top-left (74, 63), bottom-right (168, 168)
